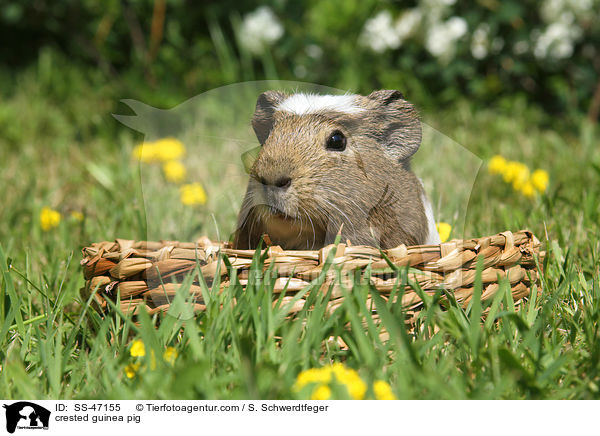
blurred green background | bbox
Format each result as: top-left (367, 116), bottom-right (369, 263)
top-left (2, 0), bottom-right (598, 116)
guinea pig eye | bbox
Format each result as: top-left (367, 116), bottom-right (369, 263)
top-left (325, 130), bottom-right (346, 151)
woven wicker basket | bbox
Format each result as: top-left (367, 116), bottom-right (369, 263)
top-left (80, 230), bottom-right (544, 331)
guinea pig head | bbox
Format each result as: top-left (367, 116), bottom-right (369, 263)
top-left (236, 89), bottom-right (425, 249)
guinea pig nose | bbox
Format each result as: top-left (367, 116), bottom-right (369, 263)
top-left (274, 177), bottom-right (292, 189)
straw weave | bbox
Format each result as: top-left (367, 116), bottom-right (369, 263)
top-left (80, 230), bottom-right (544, 330)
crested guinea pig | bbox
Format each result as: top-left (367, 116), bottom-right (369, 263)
top-left (233, 89), bottom-right (440, 250)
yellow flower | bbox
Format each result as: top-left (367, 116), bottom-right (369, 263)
top-left (294, 364), bottom-right (366, 400)
top-left (503, 161), bottom-right (530, 190)
top-left (180, 183), bottom-right (207, 206)
top-left (531, 169), bottom-right (549, 193)
top-left (511, 167), bottom-right (531, 190)
top-left (310, 385), bottom-right (331, 400)
top-left (373, 380), bottom-right (396, 400)
top-left (521, 181), bottom-right (536, 198)
top-left (330, 363), bottom-right (366, 400)
top-left (163, 347), bottom-right (178, 365)
top-left (501, 161), bottom-right (519, 183)
top-left (132, 142), bottom-right (158, 163)
top-left (155, 138), bottom-right (185, 161)
top-left (40, 207), bottom-right (61, 231)
top-left (125, 362), bottom-right (140, 379)
top-left (436, 222), bottom-right (452, 243)
top-left (502, 161), bottom-right (529, 186)
top-left (70, 211), bottom-right (84, 222)
top-left (163, 160), bottom-right (187, 183)
top-left (294, 368), bottom-right (332, 390)
top-left (130, 339), bottom-right (145, 357)
top-left (488, 155), bottom-right (507, 175)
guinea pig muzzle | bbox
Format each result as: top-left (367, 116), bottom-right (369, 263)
top-left (251, 179), bottom-right (295, 219)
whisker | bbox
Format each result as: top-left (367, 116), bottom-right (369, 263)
top-left (300, 205), bottom-right (316, 250)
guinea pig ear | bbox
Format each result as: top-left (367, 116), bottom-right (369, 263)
top-left (367, 90), bottom-right (422, 161)
top-left (252, 90), bottom-right (286, 144)
top-left (367, 89), bottom-right (405, 104)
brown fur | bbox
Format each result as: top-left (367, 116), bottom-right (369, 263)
top-left (233, 90), bottom-right (428, 250)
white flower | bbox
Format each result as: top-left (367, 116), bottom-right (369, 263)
top-left (361, 9), bottom-right (423, 53)
top-left (541, 0), bottom-right (562, 22)
top-left (361, 11), bottom-right (402, 53)
top-left (425, 16), bottom-right (467, 62)
top-left (238, 6), bottom-right (284, 55)
top-left (491, 37), bottom-right (504, 53)
top-left (305, 44), bottom-right (323, 59)
top-left (533, 13), bottom-right (582, 59)
top-left (513, 40), bottom-right (530, 55)
top-left (395, 9), bottom-right (422, 40)
top-left (541, 0), bottom-right (593, 22)
top-left (294, 65), bottom-right (307, 78)
top-left (421, 0), bottom-right (455, 22)
top-left (553, 39), bottom-right (575, 58)
top-left (446, 17), bottom-right (467, 38)
top-left (470, 23), bottom-right (490, 59)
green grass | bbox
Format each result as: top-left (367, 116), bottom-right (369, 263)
top-left (1, 57), bottom-right (600, 400)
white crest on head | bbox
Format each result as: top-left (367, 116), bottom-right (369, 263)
top-left (276, 93), bottom-right (365, 115)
